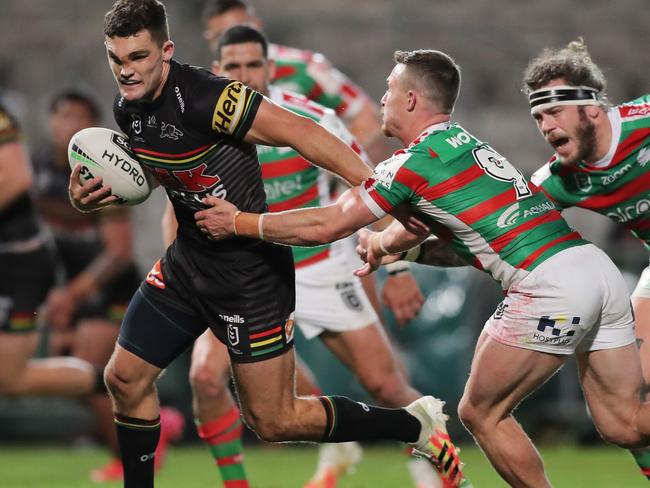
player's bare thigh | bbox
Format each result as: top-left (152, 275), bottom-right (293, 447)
top-left (576, 343), bottom-right (646, 448)
top-left (459, 331), bottom-right (567, 428)
top-left (632, 296), bottom-right (650, 388)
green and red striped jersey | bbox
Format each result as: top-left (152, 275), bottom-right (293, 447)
top-left (361, 122), bottom-right (587, 289)
top-left (269, 44), bottom-right (368, 123)
top-left (532, 95), bottom-right (650, 250)
top-left (260, 86), bottom-right (366, 267)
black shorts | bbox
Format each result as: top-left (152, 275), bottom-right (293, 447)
top-left (0, 245), bottom-right (56, 333)
top-left (118, 237), bottom-right (295, 368)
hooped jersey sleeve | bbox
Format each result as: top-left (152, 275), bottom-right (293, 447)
top-left (360, 150), bottom-right (420, 218)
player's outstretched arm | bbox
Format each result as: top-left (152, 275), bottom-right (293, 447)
top-left (68, 164), bottom-right (119, 213)
top-left (245, 98), bottom-right (372, 187)
top-left (195, 186), bottom-right (378, 246)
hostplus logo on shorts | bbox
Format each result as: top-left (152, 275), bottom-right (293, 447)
top-left (532, 316), bottom-right (580, 346)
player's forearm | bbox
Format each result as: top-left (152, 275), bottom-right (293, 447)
top-left (293, 118), bottom-right (372, 187)
top-left (406, 238), bottom-right (469, 267)
top-left (235, 205), bottom-right (351, 246)
top-left (378, 220), bottom-right (429, 254)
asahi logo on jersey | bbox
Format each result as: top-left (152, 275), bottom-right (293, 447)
top-left (212, 81), bottom-right (246, 135)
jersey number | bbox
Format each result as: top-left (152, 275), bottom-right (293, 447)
top-left (472, 144), bottom-right (531, 199)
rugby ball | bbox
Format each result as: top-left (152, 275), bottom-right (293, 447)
top-left (68, 127), bottom-right (151, 205)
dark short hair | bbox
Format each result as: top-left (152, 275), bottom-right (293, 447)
top-left (523, 38), bottom-right (607, 95)
top-left (201, 0), bottom-right (254, 24)
top-left (104, 0), bottom-right (170, 45)
top-left (394, 50), bottom-right (461, 114)
top-left (216, 25), bottom-right (268, 60)
top-left (49, 90), bottom-right (102, 122)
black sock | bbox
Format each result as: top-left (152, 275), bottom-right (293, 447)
top-left (319, 396), bottom-right (420, 443)
top-left (115, 413), bottom-right (161, 488)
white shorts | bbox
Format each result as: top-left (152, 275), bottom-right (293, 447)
top-left (294, 240), bottom-right (378, 340)
top-left (484, 244), bottom-right (635, 355)
top-left (632, 261), bottom-right (650, 299)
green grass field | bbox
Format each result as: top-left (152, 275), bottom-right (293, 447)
top-left (0, 443), bottom-right (645, 487)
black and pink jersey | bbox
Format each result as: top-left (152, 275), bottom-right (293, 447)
top-left (113, 60), bottom-right (264, 252)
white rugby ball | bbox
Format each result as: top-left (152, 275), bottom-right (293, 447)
top-left (68, 127), bottom-right (151, 206)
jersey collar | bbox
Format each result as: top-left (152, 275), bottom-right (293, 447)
top-left (408, 121), bottom-right (452, 148)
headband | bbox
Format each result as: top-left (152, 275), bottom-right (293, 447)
top-left (528, 85), bottom-right (601, 115)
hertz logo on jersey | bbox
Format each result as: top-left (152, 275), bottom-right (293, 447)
top-left (212, 81), bottom-right (248, 135)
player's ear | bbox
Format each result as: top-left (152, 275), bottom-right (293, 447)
top-left (162, 40), bottom-right (175, 62)
top-left (584, 104), bottom-right (602, 120)
top-left (267, 59), bottom-right (276, 80)
top-left (407, 90), bottom-right (416, 112)
top-left (211, 60), bottom-right (220, 76)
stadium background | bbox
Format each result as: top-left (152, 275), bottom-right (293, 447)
top-left (0, 0), bottom-right (648, 484)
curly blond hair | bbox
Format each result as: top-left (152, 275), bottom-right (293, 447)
top-left (522, 38), bottom-right (607, 100)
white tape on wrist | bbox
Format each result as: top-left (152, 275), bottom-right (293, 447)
top-left (258, 213), bottom-right (266, 241)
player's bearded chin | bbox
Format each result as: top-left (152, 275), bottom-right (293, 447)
top-left (563, 107), bottom-right (597, 166)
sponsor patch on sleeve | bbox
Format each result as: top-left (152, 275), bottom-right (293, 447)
top-left (211, 81), bottom-right (249, 135)
top-left (372, 152), bottom-right (411, 189)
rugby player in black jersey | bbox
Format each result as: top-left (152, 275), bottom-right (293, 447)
top-left (69, 2), bottom-right (458, 486)
top-left (0, 100), bottom-right (103, 398)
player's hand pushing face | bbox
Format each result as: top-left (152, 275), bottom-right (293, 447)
top-left (195, 196), bottom-right (239, 240)
top-left (68, 164), bottom-right (119, 213)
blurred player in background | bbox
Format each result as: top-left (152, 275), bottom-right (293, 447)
top-left (161, 25), bottom-right (440, 488)
top-left (524, 38), bottom-right (650, 481)
top-left (200, 0), bottom-right (424, 329)
top-left (0, 98), bottom-right (103, 399)
top-left (32, 89), bottom-right (184, 483)
top-left (70, 2), bottom-right (462, 487)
